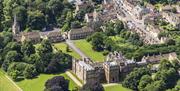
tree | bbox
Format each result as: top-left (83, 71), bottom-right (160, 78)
top-left (27, 10), bottom-right (46, 30)
top-left (45, 86), bottom-right (64, 91)
top-left (90, 32), bottom-right (105, 51)
top-left (2, 51), bottom-right (21, 71)
top-left (48, 0), bottom-right (64, 15)
top-left (66, 45), bottom-right (70, 52)
top-left (81, 82), bottom-right (104, 91)
top-left (0, 0), bottom-right (3, 31)
top-left (37, 40), bottom-right (53, 56)
top-left (45, 60), bottom-right (60, 73)
top-left (122, 67), bottom-right (150, 90)
top-left (71, 21), bottom-right (81, 29)
top-left (144, 80), bottom-right (166, 91)
top-left (21, 41), bottom-right (35, 56)
top-left (26, 54), bottom-right (40, 64)
top-left (138, 75), bottom-right (153, 91)
top-left (159, 59), bottom-right (173, 70)
top-left (7, 62), bottom-right (28, 80)
top-left (103, 38), bottom-right (115, 51)
top-left (154, 68), bottom-right (179, 89)
top-left (45, 76), bottom-right (69, 91)
top-left (13, 5), bottom-right (27, 30)
top-left (23, 64), bottom-right (38, 79)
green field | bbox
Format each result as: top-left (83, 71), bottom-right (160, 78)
top-left (17, 73), bottom-right (78, 91)
top-left (53, 42), bottom-right (81, 59)
top-left (105, 84), bottom-right (131, 91)
top-left (74, 39), bottom-right (105, 62)
top-left (0, 70), bottom-right (20, 91)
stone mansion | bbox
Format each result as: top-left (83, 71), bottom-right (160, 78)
top-left (72, 51), bottom-right (178, 84)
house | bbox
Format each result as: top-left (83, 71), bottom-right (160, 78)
top-left (68, 26), bottom-right (94, 40)
top-left (72, 51), bottom-right (180, 84)
top-left (72, 58), bottom-right (99, 84)
top-left (41, 31), bottom-right (65, 43)
top-left (84, 10), bottom-right (99, 23)
top-left (114, 0), bottom-right (150, 20)
top-left (14, 32), bottom-right (41, 44)
top-left (75, 0), bottom-right (93, 13)
top-left (21, 32), bottom-right (41, 43)
top-left (141, 52), bottom-right (178, 64)
top-left (162, 11), bottom-right (180, 29)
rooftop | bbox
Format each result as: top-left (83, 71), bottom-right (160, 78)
top-left (79, 61), bottom-right (94, 71)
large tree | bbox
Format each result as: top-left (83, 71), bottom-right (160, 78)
top-left (37, 39), bottom-right (53, 56)
top-left (81, 82), bottom-right (104, 91)
top-left (122, 67), bottom-right (150, 90)
top-left (21, 41), bottom-right (35, 56)
top-left (45, 76), bottom-right (69, 91)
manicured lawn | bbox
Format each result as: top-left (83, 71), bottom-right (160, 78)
top-left (74, 39), bottom-right (105, 62)
top-left (53, 42), bottom-right (81, 59)
top-left (17, 73), bottom-right (78, 91)
top-left (0, 70), bottom-right (20, 91)
top-left (104, 84), bottom-right (131, 91)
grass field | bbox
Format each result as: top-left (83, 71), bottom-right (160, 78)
top-left (0, 70), bottom-right (20, 91)
top-left (17, 73), bottom-right (78, 91)
top-left (104, 84), bottom-right (131, 91)
top-left (74, 39), bottom-right (105, 62)
top-left (53, 42), bottom-right (81, 59)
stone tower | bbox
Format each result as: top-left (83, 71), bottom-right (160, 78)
top-left (103, 61), bottom-right (119, 83)
top-left (12, 15), bottom-right (20, 35)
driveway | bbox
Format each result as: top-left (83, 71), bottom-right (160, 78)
top-left (65, 39), bottom-right (88, 58)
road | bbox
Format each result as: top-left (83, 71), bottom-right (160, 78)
top-left (65, 71), bottom-right (83, 87)
top-left (65, 39), bottom-right (88, 58)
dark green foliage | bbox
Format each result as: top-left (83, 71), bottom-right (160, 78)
top-left (144, 80), bottom-right (166, 91)
top-left (2, 51), bottom-right (22, 71)
top-left (138, 75), bottom-right (153, 90)
top-left (7, 62), bottom-right (27, 81)
top-left (71, 21), bottom-right (82, 29)
top-left (1, 0), bottom-right (74, 31)
top-left (122, 67), bottom-right (150, 90)
top-left (45, 76), bottom-right (69, 91)
top-left (81, 82), bottom-right (104, 91)
top-left (37, 40), bottom-right (53, 56)
top-left (90, 32), bottom-right (105, 51)
top-left (21, 41), bottom-right (35, 56)
top-left (143, 0), bottom-right (178, 5)
top-left (23, 65), bottom-right (38, 79)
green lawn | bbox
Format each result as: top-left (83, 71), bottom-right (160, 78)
top-left (74, 39), bottom-right (105, 62)
top-left (53, 42), bottom-right (81, 59)
top-left (0, 70), bottom-right (20, 91)
top-left (104, 84), bottom-right (131, 91)
top-left (17, 73), bottom-right (78, 91)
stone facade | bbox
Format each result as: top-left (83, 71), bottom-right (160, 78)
top-left (114, 0), bottom-right (150, 20)
top-left (72, 51), bottom-right (179, 84)
top-left (68, 26), bottom-right (94, 40)
top-left (41, 31), bottom-right (65, 43)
